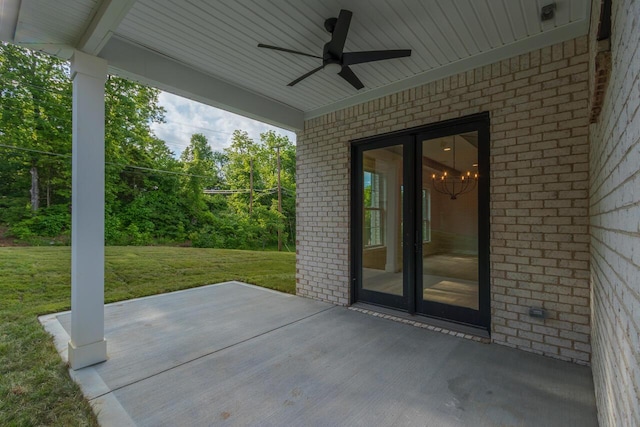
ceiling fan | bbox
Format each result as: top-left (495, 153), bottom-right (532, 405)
top-left (258, 9), bottom-right (411, 90)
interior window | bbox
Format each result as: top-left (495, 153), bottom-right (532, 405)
top-left (364, 171), bottom-right (384, 247)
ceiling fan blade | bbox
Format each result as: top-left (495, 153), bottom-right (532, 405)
top-left (288, 65), bottom-right (324, 86)
top-left (343, 49), bottom-right (412, 65)
top-left (327, 9), bottom-right (352, 58)
top-left (258, 44), bottom-right (322, 60)
top-left (338, 66), bottom-right (364, 90)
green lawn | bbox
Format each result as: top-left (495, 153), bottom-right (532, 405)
top-left (0, 246), bottom-right (296, 426)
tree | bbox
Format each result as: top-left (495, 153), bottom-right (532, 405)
top-left (0, 42), bottom-right (71, 215)
top-left (258, 130), bottom-right (296, 245)
top-left (0, 43), bottom-right (185, 243)
top-left (0, 44), bottom-right (299, 249)
top-left (104, 76), bottom-right (166, 208)
top-left (223, 130), bottom-right (261, 213)
top-left (179, 133), bottom-right (218, 227)
top-left (211, 151), bottom-right (228, 185)
top-left (216, 130), bottom-right (296, 248)
top-left (101, 76), bottom-right (179, 244)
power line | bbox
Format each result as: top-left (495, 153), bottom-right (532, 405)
top-left (0, 143), bottom-right (295, 196)
top-left (0, 143), bottom-right (70, 158)
top-left (0, 106), bottom-right (232, 154)
top-left (0, 78), bottom-right (71, 98)
top-left (114, 163), bottom-right (215, 180)
top-left (0, 80), bottom-right (235, 139)
top-left (0, 79), bottom-right (294, 142)
top-left (0, 143), bottom-right (296, 214)
top-left (158, 120), bottom-right (235, 137)
top-left (0, 81), bottom-right (290, 149)
top-left (0, 143), bottom-right (217, 180)
top-left (203, 188), bottom-right (278, 195)
top-left (0, 110), bottom-right (199, 154)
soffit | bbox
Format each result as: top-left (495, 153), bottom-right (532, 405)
top-left (7, 0), bottom-right (591, 128)
top-left (13, 0), bottom-right (98, 55)
top-left (114, 0), bottom-right (590, 118)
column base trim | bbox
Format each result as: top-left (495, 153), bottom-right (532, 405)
top-left (68, 339), bottom-right (107, 370)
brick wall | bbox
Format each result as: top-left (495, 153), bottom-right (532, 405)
top-left (588, 0), bottom-right (640, 425)
top-left (297, 36), bottom-right (591, 363)
top-left (296, 128), bottom-right (350, 305)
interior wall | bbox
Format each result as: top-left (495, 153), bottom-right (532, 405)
top-left (427, 183), bottom-right (479, 256)
top-left (297, 36), bottom-right (592, 363)
top-left (361, 148), bottom-right (403, 271)
top-left (588, 0), bottom-right (640, 425)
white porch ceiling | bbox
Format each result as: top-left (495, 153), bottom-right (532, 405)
top-left (2, 0), bottom-right (591, 130)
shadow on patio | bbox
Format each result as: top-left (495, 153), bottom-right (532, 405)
top-left (41, 282), bottom-right (597, 427)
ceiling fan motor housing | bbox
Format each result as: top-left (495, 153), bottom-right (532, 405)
top-left (322, 43), bottom-right (341, 66)
top-left (257, 9), bottom-right (412, 90)
top-left (324, 17), bottom-right (338, 33)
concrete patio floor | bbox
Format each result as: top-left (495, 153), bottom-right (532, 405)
top-left (40, 282), bottom-right (598, 427)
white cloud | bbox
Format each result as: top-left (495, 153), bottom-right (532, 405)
top-left (151, 91), bottom-right (297, 158)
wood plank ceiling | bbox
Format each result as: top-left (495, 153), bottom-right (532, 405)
top-left (115, 0), bottom-right (590, 115)
top-left (11, 0), bottom-right (591, 121)
top-left (14, 0), bottom-right (98, 46)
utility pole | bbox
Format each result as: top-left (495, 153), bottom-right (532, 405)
top-left (249, 156), bottom-right (253, 215)
top-left (276, 145), bottom-right (282, 252)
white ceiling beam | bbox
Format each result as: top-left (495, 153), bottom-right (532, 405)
top-left (0, 0), bottom-right (21, 43)
top-left (77, 0), bottom-right (136, 55)
top-left (100, 36), bottom-right (304, 131)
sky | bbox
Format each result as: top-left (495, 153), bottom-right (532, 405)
top-left (150, 91), bottom-right (297, 158)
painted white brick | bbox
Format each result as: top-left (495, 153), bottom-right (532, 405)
top-left (588, 0), bottom-right (640, 425)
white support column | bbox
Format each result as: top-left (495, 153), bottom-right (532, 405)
top-left (68, 51), bottom-right (108, 370)
top-left (385, 162), bottom-right (399, 273)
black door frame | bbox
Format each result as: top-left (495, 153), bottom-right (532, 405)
top-left (351, 112), bottom-right (490, 331)
top-left (351, 134), bottom-right (412, 310)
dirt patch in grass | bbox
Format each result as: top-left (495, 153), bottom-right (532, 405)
top-left (0, 227), bottom-right (27, 247)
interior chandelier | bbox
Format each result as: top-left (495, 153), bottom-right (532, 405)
top-left (431, 136), bottom-right (478, 200)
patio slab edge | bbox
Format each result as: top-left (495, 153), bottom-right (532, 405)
top-left (37, 281), bottom-right (313, 426)
top-left (39, 312), bottom-right (136, 426)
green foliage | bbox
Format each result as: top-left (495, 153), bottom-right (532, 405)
top-left (221, 130), bottom-right (296, 246)
top-left (9, 204), bottom-right (70, 239)
top-left (105, 208), bottom-right (124, 244)
top-left (0, 43), bottom-right (72, 214)
top-left (124, 223), bottom-right (152, 246)
top-left (191, 213), bottom-right (253, 249)
top-left (0, 196), bottom-right (29, 225)
top-left (180, 133), bottom-right (219, 227)
top-left (0, 44), bottom-right (296, 251)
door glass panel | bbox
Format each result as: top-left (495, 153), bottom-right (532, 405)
top-left (421, 132), bottom-right (479, 310)
top-left (362, 145), bottom-right (403, 296)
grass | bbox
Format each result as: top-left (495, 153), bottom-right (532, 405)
top-left (0, 246), bottom-right (296, 426)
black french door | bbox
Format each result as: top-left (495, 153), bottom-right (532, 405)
top-left (351, 113), bottom-right (490, 330)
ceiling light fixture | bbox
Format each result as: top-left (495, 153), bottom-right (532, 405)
top-left (432, 136), bottom-right (478, 200)
top-left (324, 62), bottom-right (342, 74)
